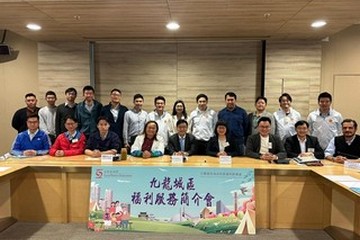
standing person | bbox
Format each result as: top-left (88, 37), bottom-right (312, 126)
top-left (123, 94), bottom-right (148, 149)
top-left (55, 87), bottom-right (78, 136)
top-left (168, 100), bottom-right (188, 136)
top-left (146, 96), bottom-right (172, 146)
top-left (206, 120), bottom-right (240, 157)
top-left (101, 88), bottom-right (128, 146)
top-left (246, 116), bottom-right (287, 161)
top-left (49, 116), bottom-right (86, 157)
top-left (188, 93), bottom-right (217, 155)
top-left (325, 119), bottom-right (360, 163)
top-left (247, 96), bottom-right (275, 136)
top-left (12, 93), bottom-right (40, 133)
top-left (75, 85), bottom-right (103, 139)
top-left (218, 92), bottom-right (248, 155)
top-left (273, 93), bottom-right (301, 143)
top-left (10, 114), bottom-right (51, 156)
top-left (307, 92), bottom-right (343, 150)
top-left (38, 90), bottom-right (57, 144)
top-left (84, 116), bottom-right (121, 158)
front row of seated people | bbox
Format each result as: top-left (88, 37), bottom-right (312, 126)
top-left (10, 114), bottom-right (360, 164)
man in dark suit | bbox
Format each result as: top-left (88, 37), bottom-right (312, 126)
top-left (166, 119), bottom-right (195, 156)
top-left (246, 116), bottom-right (287, 161)
top-left (285, 120), bottom-right (324, 159)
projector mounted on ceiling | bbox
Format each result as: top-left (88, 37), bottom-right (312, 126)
top-left (0, 30), bottom-right (19, 63)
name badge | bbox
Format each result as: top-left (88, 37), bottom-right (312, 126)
top-left (268, 142), bottom-right (272, 149)
top-left (72, 138), bottom-right (78, 143)
top-left (171, 155), bottom-right (183, 164)
top-left (219, 156), bottom-right (232, 165)
top-left (101, 154), bottom-right (113, 163)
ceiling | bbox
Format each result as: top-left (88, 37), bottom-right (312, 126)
top-left (1, 0), bottom-right (360, 42)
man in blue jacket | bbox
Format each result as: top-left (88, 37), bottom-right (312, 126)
top-left (11, 114), bottom-right (51, 156)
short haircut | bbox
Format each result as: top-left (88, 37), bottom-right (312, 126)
top-left (214, 120), bottom-right (228, 136)
top-left (295, 120), bottom-right (309, 128)
top-left (133, 93), bottom-right (144, 101)
top-left (342, 119), bottom-right (358, 129)
top-left (27, 114), bottom-right (39, 121)
top-left (318, 92), bottom-right (332, 102)
top-left (65, 87), bottom-right (77, 95)
top-left (110, 88), bottom-right (122, 95)
top-left (45, 90), bottom-right (56, 97)
top-left (97, 116), bottom-right (109, 124)
top-left (64, 115), bottom-right (78, 123)
top-left (172, 100), bottom-right (187, 119)
top-left (82, 85), bottom-right (95, 93)
top-left (255, 96), bottom-right (267, 104)
top-left (225, 92), bottom-right (237, 100)
top-left (154, 96), bottom-right (166, 104)
top-left (176, 119), bottom-right (188, 127)
top-left (25, 93), bottom-right (36, 98)
top-left (278, 93), bottom-right (292, 103)
top-left (257, 116), bottom-right (271, 126)
top-left (196, 93), bottom-right (208, 102)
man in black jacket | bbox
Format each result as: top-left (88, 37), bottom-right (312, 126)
top-left (12, 93), bottom-right (40, 133)
top-left (166, 119), bottom-right (195, 157)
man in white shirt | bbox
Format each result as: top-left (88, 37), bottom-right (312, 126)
top-left (273, 93), bottom-right (301, 143)
top-left (308, 92), bottom-right (343, 150)
top-left (39, 90), bottom-right (57, 143)
top-left (188, 93), bottom-right (217, 155)
top-left (146, 96), bottom-right (172, 146)
top-left (123, 94), bottom-right (148, 148)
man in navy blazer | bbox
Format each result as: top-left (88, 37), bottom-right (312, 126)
top-left (166, 119), bottom-right (196, 156)
top-left (246, 116), bottom-right (287, 161)
top-left (285, 120), bottom-right (324, 159)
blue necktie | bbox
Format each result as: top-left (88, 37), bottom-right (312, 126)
top-left (180, 137), bottom-right (185, 152)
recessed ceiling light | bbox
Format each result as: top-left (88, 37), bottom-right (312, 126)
top-left (311, 20), bottom-right (327, 28)
top-left (166, 21), bottom-right (180, 31)
top-left (26, 23), bottom-right (42, 31)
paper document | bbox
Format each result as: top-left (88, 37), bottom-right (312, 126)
top-left (0, 167), bottom-right (11, 172)
top-left (323, 175), bottom-right (360, 182)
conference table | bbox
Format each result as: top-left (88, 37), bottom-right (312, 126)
top-left (0, 155), bottom-right (360, 239)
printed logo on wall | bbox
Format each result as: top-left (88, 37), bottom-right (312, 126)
top-left (88, 166), bottom-right (255, 235)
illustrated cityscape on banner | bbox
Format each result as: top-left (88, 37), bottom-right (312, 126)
top-left (88, 166), bottom-right (255, 235)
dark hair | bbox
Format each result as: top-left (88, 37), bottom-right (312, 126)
top-left (110, 88), bottom-right (122, 95)
top-left (143, 120), bottom-right (159, 139)
top-left (257, 116), bottom-right (271, 126)
top-left (64, 115), bottom-right (78, 123)
top-left (225, 92), bottom-right (237, 100)
top-left (318, 92), bottom-right (332, 102)
top-left (278, 93), bottom-right (292, 103)
top-left (172, 100), bottom-right (187, 118)
top-left (97, 116), bottom-right (109, 124)
top-left (342, 119), bottom-right (358, 129)
top-left (65, 87), bottom-right (77, 95)
top-left (255, 96), bottom-right (267, 104)
top-left (176, 119), bottom-right (188, 127)
top-left (82, 85), bottom-right (95, 93)
top-left (25, 93), bottom-right (36, 98)
top-left (154, 96), bottom-right (166, 104)
top-left (295, 120), bottom-right (309, 128)
top-left (27, 114), bottom-right (39, 121)
top-left (196, 93), bottom-right (208, 102)
top-left (133, 93), bottom-right (144, 101)
top-left (45, 90), bottom-right (56, 98)
top-left (214, 120), bottom-right (228, 137)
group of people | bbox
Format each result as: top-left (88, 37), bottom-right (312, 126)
top-left (9, 87), bottom-right (360, 164)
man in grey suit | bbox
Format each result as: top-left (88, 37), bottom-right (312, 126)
top-left (166, 119), bottom-right (196, 157)
top-left (246, 116), bottom-right (287, 161)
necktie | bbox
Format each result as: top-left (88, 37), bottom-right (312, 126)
top-left (180, 137), bottom-right (185, 152)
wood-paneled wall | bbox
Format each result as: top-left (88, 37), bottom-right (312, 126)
top-left (95, 41), bottom-right (262, 112)
top-left (265, 41), bottom-right (322, 118)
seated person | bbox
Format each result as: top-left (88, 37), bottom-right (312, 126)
top-left (131, 120), bottom-right (164, 158)
top-left (246, 116), bottom-right (286, 161)
top-left (285, 120), bottom-right (324, 159)
top-left (11, 114), bottom-right (51, 156)
top-left (85, 116), bottom-right (121, 158)
top-left (325, 119), bottom-right (360, 163)
top-left (49, 116), bottom-right (86, 157)
top-left (166, 119), bottom-right (195, 157)
top-left (206, 120), bottom-right (239, 157)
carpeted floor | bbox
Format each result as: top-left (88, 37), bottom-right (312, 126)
top-left (0, 222), bottom-right (334, 240)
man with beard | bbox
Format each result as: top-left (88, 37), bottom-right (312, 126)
top-left (325, 119), bottom-right (360, 163)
